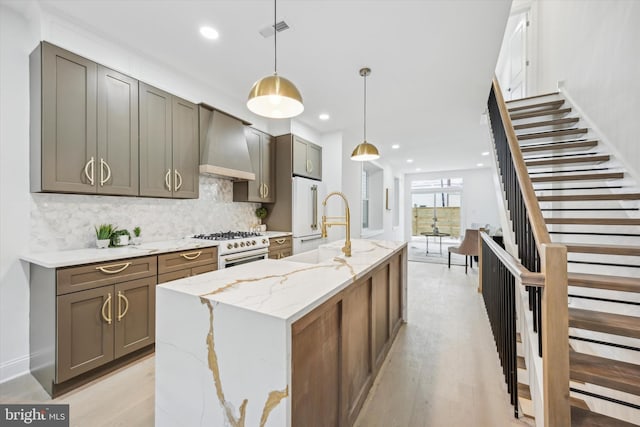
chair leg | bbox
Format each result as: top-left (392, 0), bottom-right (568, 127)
top-left (470, 256), bottom-right (473, 269)
top-left (465, 256), bottom-right (468, 274)
top-left (448, 252), bottom-right (451, 269)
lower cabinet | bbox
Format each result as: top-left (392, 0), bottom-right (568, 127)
top-left (57, 276), bottom-right (156, 382)
top-left (291, 251), bottom-right (404, 427)
top-left (268, 236), bottom-right (292, 260)
top-left (157, 247), bottom-right (218, 284)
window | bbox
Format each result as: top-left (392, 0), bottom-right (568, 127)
top-left (393, 177), bottom-right (400, 227)
top-left (362, 169), bottom-right (369, 229)
top-left (411, 178), bottom-right (463, 238)
top-left (361, 162), bottom-right (383, 233)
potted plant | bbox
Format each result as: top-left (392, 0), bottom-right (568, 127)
top-left (132, 226), bottom-right (142, 245)
top-left (110, 229), bottom-right (130, 247)
top-left (255, 207), bottom-right (268, 232)
top-left (95, 224), bottom-right (115, 249)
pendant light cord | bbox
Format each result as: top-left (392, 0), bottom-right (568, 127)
top-left (363, 72), bottom-right (367, 142)
top-left (274, 0), bottom-right (277, 75)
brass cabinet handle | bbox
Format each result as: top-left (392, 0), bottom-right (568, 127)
top-left (100, 158), bottom-right (111, 186)
top-left (275, 238), bottom-right (286, 245)
top-left (96, 262), bottom-right (131, 274)
top-left (180, 251), bottom-right (202, 260)
top-left (84, 157), bottom-right (95, 186)
top-left (306, 159), bottom-right (313, 173)
top-left (263, 183), bottom-right (269, 198)
top-left (101, 293), bottom-right (112, 325)
top-left (258, 183), bottom-right (264, 199)
top-left (174, 169), bottom-right (183, 191)
top-left (117, 291), bottom-right (129, 322)
top-left (165, 169), bottom-right (172, 190)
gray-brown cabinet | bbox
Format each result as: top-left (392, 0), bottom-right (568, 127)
top-left (292, 134), bottom-right (322, 181)
top-left (268, 235), bottom-right (292, 259)
top-left (30, 42), bottom-right (138, 195)
top-left (291, 250), bottom-right (404, 426)
top-left (139, 83), bottom-right (199, 199)
top-left (233, 128), bottom-right (275, 203)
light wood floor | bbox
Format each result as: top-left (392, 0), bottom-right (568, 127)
top-left (1, 261), bottom-right (530, 426)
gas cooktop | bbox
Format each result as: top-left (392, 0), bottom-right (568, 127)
top-left (193, 231), bottom-right (263, 241)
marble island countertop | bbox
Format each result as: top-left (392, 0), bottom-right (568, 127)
top-left (20, 231), bottom-right (293, 268)
top-left (158, 238), bottom-right (406, 322)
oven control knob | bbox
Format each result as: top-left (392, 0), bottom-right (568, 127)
top-left (252, 240), bottom-right (256, 245)
top-left (227, 244), bottom-right (232, 250)
top-left (240, 241), bottom-right (245, 247)
top-left (262, 239), bottom-right (268, 244)
top-left (234, 243), bottom-right (239, 248)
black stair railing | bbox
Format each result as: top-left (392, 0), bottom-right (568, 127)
top-left (481, 78), bottom-right (570, 426)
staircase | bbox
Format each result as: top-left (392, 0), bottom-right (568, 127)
top-left (505, 92), bottom-right (640, 426)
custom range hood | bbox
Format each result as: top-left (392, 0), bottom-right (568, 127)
top-left (199, 104), bottom-right (256, 181)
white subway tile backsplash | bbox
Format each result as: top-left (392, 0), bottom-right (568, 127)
top-left (30, 176), bottom-right (259, 252)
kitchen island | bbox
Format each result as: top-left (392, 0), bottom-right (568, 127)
top-left (155, 238), bottom-right (407, 427)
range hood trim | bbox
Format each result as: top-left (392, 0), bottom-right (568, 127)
top-left (199, 164), bottom-right (255, 181)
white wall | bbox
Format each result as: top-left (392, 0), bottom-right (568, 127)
top-left (532, 0), bottom-right (640, 177)
top-left (0, 4), bottom-right (37, 383)
top-left (403, 167), bottom-right (501, 240)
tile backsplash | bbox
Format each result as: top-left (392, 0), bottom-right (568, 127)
top-left (30, 176), bottom-right (260, 252)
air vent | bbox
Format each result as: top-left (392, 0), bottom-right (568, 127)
top-left (259, 20), bottom-right (290, 38)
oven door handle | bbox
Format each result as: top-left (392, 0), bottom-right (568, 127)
top-left (222, 250), bottom-right (268, 263)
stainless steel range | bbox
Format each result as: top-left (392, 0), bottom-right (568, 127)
top-left (193, 231), bottom-right (269, 269)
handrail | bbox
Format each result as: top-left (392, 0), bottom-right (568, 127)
top-left (480, 232), bottom-right (544, 287)
top-left (492, 77), bottom-right (551, 250)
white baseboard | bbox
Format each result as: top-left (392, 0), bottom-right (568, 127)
top-left (0, 354), bottom-right (30, 384)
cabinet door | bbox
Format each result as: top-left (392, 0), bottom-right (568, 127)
top-left (139, 83), bottom-right (172, 198)
top-left (292, 299), bottom-right (341, 427)
top-left (261, 133), bottom-right (276, 202)
top-left (292, 135), bottom-right (308, 178)
top-left (342, 276), bottom-right (372, 425)
top-left (372, 264), bottom-right (390, 369)
top-left (41, 42), bottom-right (97, 193)
top-left (114, 276), bottom-right (156, 358)
top-left (172, 96), bottom-right (199, 199)
top-left (245, 128), bottom-right (262, 201)
top-left (306, 142), bottom-right (322, 181)
top-left (57, 286), bottom-right (114, 382)
top-left (97, 66), bottom-right (139, 196)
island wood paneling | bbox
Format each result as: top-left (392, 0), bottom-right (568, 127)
top-left (291, 250), bottom-right (405, 427)
top-left (291, 299), bottom-right (341, 427)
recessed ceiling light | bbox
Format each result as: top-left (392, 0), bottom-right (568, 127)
top-left (477, 163), bottom-right (484, 167)
top-left (200, 26), bottom-right (219, 40)
top-left (318, 113), bottom-right (330, 121)
top-left (406, 159), bottom-right (414, 163)
top-left (481, 151), bottom-right (490, 156)
top-left (391, 144), bottom-right (400, 149)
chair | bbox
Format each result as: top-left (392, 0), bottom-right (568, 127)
top-left (448, 229), bottom-right (480, 273)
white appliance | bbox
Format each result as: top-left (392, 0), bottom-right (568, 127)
top-left (292, 176), bottom-right (327, 253)
top-left (193, 232), bottom-right (269, 268)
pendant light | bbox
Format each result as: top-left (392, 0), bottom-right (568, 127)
top-left (351, 67), bottom-right (380, 161)
top-left (247, 0), bottom-right (303, 119)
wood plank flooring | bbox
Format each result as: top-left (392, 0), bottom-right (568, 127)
top-left (0, 262), bottom-right (530, 427)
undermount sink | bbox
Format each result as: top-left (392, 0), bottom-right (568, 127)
top-left (286, 246), bottom-right (343, 265)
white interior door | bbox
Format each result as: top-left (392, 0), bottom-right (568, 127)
top-left (505, 13), bottom-right (527, 100)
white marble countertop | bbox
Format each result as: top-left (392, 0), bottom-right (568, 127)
top-left (262, 231), bottom-right (292, 239)
top-left (158, 238), bottom-right (406, 322)
top-left (20, 238), bottom-right (221, 268)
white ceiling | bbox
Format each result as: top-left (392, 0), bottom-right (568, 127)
top-left (34, 0), bottom-right (512, 174)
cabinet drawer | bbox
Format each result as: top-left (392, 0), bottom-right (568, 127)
top-left (157, 262), bottom-right (218, 284)
top-left (269, 249), bottom-right (292, 260)
top-left (57, 256), bottom-right (157, 295)
top-left (158, 247), bottom-right (217, 274)
top-left (269, 236), bottom-right (292, 249)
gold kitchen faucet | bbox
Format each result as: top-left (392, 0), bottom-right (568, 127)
top-left (321, 192), bottom-right (351, 257)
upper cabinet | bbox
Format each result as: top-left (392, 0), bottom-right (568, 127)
top-left (292, 135), bottom-right (322, 181)
top-left (233, 128), bottom-right (275, 203)
top-left (139, 83), bottom-right (199, 199)
top-left (30, 41), bottom-right (198, 199)
top-left (30, 42), bottom-right (138, 196)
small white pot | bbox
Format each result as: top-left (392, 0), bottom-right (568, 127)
top-left (117, 235), bottom-right (129, 246)
top-left (132, 236), bottom-right (142, 245)
top-left (96, 239), bottom-right (110, 249)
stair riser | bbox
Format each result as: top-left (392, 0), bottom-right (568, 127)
top-left (570, 388), bottom-right (640, 426)
top-left (521, 141), bottom-right (598, 154)
top-left (518, 129), bottom-right (589, 142)
top-left (568, 262), bottom-right (640, 279)
top-left (540, 200), bottom-right (639, 210)
top-left (508, 100), bottom-right (565, 113)
top-left (510, 107), bottom-right (572, 121)
top-left (532, 173), bottom-right (624, 183)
